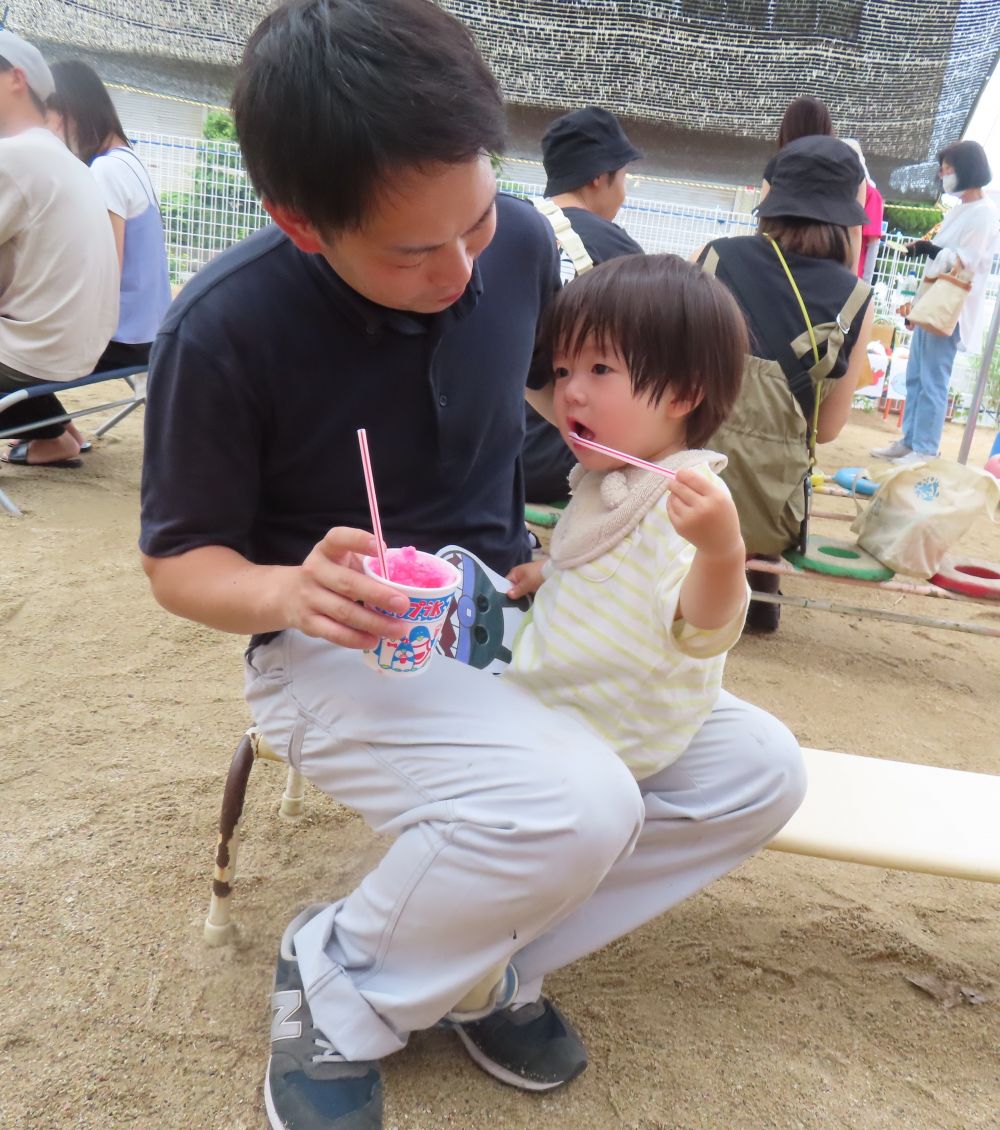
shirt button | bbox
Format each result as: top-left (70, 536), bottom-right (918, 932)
top-left (438, 394), bottom-right (449, 407)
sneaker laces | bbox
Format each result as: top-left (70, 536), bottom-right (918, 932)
top-left (311, 1037), bottom-right (346, 1064)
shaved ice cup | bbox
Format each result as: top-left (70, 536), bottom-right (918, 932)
top-left (361, 550), bottom-right (461, 676)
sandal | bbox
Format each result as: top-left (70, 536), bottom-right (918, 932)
top-left (2, 442), bottom-right (83, 468)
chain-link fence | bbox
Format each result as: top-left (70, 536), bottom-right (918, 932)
top-left (132, 131), bottom-right (268, 282)
top-left (131, 131), bottom-right (999, 417)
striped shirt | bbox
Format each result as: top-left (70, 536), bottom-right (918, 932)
top-left (506, 488), bottom-right (748, 779)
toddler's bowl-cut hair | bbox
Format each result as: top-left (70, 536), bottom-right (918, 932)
top-left (533, 254), bottom-right (748, 449)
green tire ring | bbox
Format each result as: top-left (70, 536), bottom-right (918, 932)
top-left (524, 503), bottom-right (565, 528)
top-left (784, 534), bottom-right (894, 581)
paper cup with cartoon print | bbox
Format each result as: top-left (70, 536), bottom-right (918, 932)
top-left (361, 549), bottom-right (461, 675)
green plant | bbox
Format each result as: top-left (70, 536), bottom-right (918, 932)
top-left (883, 203), bottom-right (944, 237)
top-left (158, 117), bottom-right (264, 283)
top-left (203, 109), bottom-right (237, 141)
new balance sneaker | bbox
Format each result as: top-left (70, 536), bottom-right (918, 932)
top-left (265, 905), bottom-right (383, 1129)
top-left (870, 439), bottom-right (912, 460)
top-left (892, 450), bottom-right (934, 466)
top-left (453, 996), bottom-right (588, 1092)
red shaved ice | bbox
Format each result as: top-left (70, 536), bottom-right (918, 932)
top-left (370, 546), bottom-right (454, 587)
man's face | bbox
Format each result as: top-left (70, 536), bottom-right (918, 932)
top-left (598, 168), bottom-right (628, 220)
top-left (315, 155), bottom-right (498, 314)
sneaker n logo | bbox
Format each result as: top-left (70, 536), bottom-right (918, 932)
top-left (271, 989), bottom-right (303, 1041)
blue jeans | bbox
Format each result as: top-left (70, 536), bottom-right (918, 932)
top-left (902, 326), bottom-right (960, 455)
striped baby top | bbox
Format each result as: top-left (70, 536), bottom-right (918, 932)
top-left (506, 463), bottom-right (748, 779)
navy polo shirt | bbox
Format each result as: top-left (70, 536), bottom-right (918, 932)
top-left (139, 194), bottom-right (560, 580)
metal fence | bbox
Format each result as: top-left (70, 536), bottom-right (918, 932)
top-left (132, 131), bottom-right (268, 282)
top-left (131, 131), bottom-right (999, 401)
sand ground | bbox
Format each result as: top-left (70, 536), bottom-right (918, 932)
top-left (2, 398), bottom-right (999, 1129)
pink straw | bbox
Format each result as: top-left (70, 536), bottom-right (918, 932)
top-left (569, 432), bottom-right (676, 479)
top-left (357, 428), bottom-right (389, 580)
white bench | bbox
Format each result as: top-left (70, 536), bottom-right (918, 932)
top-left (769, 746), bottom-right (1000, 883)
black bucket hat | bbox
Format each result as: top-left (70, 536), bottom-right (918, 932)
top-left (542, 107), bottom-right (643, 197)
top-left (758, 135), bottom-right (869, 227)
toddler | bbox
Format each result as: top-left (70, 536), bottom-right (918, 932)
top-left (506, 253), bottom-right (750, 780)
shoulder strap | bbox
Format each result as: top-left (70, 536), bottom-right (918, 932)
top-left (714, 240), bottom-right (820, 442)
top-left (530, 198), bottom-right (595, 277)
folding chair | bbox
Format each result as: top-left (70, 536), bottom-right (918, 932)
top-left (0, 364), bottom-right (147, 516)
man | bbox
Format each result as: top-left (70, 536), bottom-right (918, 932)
top-left (0, 30), bottom-right (118, 466)
top-left (139, 3), bottom-right (805, 1127)
top-left (523, 106), bottom-right (644, 502)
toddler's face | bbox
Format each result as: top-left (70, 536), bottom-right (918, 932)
top-left (551, 336), bottom-right (687, 471)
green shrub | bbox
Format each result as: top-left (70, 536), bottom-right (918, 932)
top-left (158, 117), bottom-right (265, 283)
top-left (203, 110), bottom-right (237, 141)
top-left (883, 203), bottom-right (944, 237)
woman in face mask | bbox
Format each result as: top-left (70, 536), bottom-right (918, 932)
top-left (872, 139), bottom-right (998, 464)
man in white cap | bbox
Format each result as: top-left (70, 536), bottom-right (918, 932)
top-left (0, 29), bottom-right (118, 467)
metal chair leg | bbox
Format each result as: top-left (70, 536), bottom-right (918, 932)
top-left (204, 732), bottom-right (256, 946)
top-left (0, 485), bottom-right (22, 517)
top-left (92, 397), bottom-right (145, 438)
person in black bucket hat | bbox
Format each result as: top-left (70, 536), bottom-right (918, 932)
top-left (695, 131), bottom-right (874, 634)
top-left (757, 135), bottom-right (868, 228)
top-left (523, 108), bottom-right (644, 503)
top-left (542, 106), bottom-right (643, 199)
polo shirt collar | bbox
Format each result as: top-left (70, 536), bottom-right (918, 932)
top-left (309, 252), bottom-right (483, 337)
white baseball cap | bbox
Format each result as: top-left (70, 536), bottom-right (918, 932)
top-left (0, 30), bottom-right (55, 102)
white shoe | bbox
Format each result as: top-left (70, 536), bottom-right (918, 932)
top-left (891, 451), bottom-right (934, 466)
top-left (870, 440), bottom-right (911, 460)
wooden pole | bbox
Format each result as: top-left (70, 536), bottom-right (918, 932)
top-left (751, 591), bottom-right (1000, 638)
top-left (747, 556), bottom-right (973, 601)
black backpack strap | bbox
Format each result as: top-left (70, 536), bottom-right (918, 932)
top-left (703, 243), bottom-right (817, 426)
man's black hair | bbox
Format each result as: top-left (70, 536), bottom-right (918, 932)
top-left (232, 0), bottom-right (507, 233)
top-left (0, 53), bottom-right (46, 116)
top-left (936, 140), bottom-right (992, 192)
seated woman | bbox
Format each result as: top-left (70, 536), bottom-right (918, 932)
top-left (698, 136), bottom-right (875, 632)
top-left (9, 61), bottom-right (171, 462)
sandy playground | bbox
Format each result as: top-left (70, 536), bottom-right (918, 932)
top-left (2, 396), bottom-right (1000, 1129)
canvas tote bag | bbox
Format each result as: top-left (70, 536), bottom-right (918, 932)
top-left (851, 458), bottom-right (1000, 577)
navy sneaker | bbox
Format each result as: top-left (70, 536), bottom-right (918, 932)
top-left (454, 996), bottom-right (588, 1092)
top-left (265, 906), bottom-right (383, 1129)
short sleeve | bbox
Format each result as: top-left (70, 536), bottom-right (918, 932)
top-left (0, 167), bottom-right (27, 242)
top-left (139, 327), bottom-right (266, 559)
top-left (527, 218), bottom-right (563, 391)
top-left (91, 154), bottom-right (144, 219)
top-left (669, 582), bottom-right (750, 659)
top-left (956, 207), bottom-right (999, 272)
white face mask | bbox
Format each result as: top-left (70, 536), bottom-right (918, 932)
top-left (941, 172), bottom-right (959, 194)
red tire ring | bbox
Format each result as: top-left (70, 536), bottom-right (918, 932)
top-left (931, 556), bottom-right (1000, 600)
